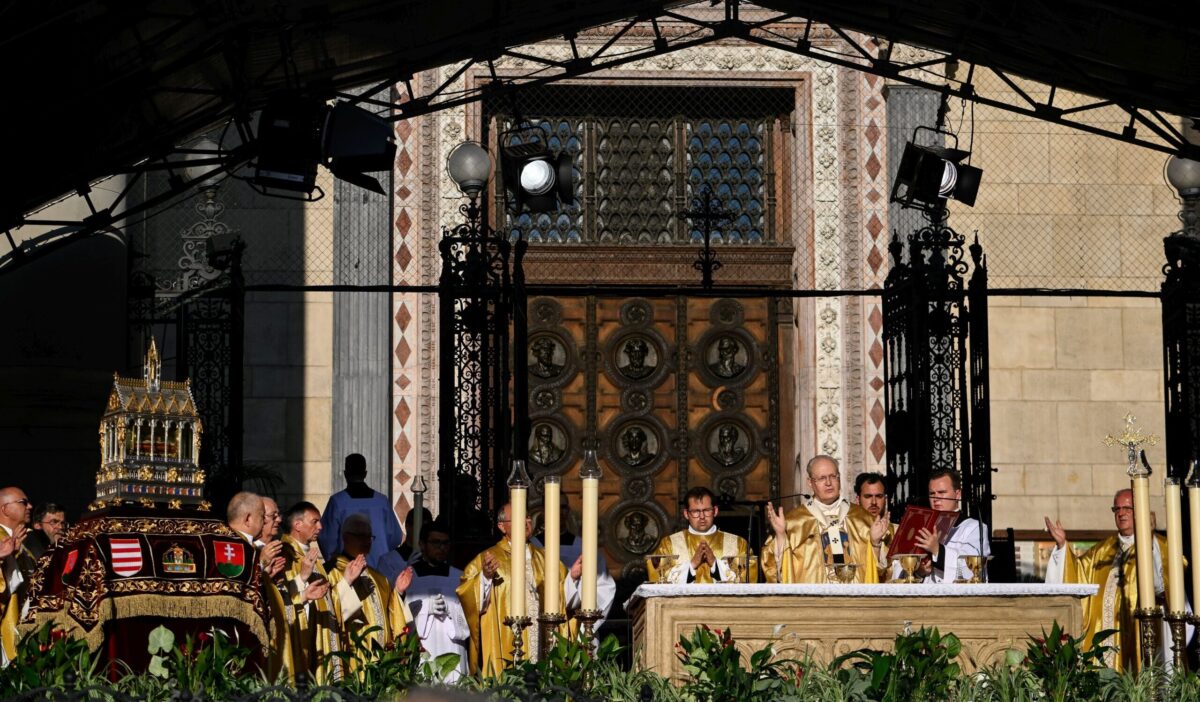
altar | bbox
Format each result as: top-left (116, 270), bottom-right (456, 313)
top-left (627, 583), bottom-right (1098, 678)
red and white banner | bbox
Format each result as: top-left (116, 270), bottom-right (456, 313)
top-left (109, 538), bottom-right (143, 577)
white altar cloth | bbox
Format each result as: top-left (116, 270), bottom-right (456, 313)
top-left (627, 582), bottom-right (1098, 607)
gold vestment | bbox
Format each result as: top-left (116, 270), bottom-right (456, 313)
top-left (651, 530), bottom-right (749, 583)
top-left (457, 539), bottom-right (566, 677)
top-left (326, 553), bottom-right (411, 663)
top-left (761, 503), bottom-right (879, 583)
top-left (1059, 533), bottom-right (1178, 672)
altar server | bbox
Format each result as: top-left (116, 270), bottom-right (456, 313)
top-left (404, 519), bottom-right (469, 682)
top-left (318, 454), bottom-right (405, 570)
top-left (652, 486), bottom-right (749, 584)
top-left (911, 469), bottom-right (991, 584)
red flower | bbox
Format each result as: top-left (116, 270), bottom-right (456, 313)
top-left (400, 625), bottom-right (411, 636)
top-left (49, 629), bottom-right (67, 643)
top-left (197, 631), bottom-right (212, 645)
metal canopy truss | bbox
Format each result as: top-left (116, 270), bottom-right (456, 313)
top-left (5, 1), bottom-right (1198, 269)
top-left (374, 3), bottom-right (1194, 158)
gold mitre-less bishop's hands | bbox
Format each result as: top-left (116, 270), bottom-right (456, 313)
top-left (1044, 516), bottom-right (1068, 549)
top-left (766, 502), bottom-right (787, 539)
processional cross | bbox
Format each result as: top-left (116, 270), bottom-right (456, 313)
top-left (683, 184), bottom-right (731, 289)
top-left (1103, 413), bottom-right (1159, 477)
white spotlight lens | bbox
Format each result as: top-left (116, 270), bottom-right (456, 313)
top-left (519, 159), bottom-right (555, 195)
top-left (939, 162), bottom-right (958, 197)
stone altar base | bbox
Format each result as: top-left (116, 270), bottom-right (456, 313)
top-left (627, 583), bottom-right (1098, 679)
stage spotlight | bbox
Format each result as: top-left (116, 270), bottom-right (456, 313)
top-left (251, 97), bottom-right (324, 195)
top-left (250, 97), bottom-right (395, 198)
top-left (499, 124), bottom-right (574, 213)
top-left (322, 100), bottom-right (396, 195)
top-left (890, 127), bottom-right (983, 210)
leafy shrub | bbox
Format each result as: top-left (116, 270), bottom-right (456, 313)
top-left (1022, 622), bottom-right (1116, 702)
top-left (0, 624), bottom-right (102, 698)
top-left (834, 626), bottom-right (964, 702)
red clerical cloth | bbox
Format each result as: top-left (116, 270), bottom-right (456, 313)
top-left (886, 506), bottom-right (960, 561)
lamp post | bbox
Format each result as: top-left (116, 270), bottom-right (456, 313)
top-left (1165, 151), bottom-right (1200, 666)
top-left (441, 142), bottom-right (516, 532)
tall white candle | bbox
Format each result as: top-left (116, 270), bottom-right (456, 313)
top-left (579, 449), bottom-right (602, 612)
top-left (1165, 478), bottom-right (1185, 613)
top-left (543, 476), bottom-right (562, 615)
top-left (509, 484), bottom-right (527, 619)
top-left (1190, 480), bottom-right (1200, 614)
top-left (1131, 475), bottom-right (1156, 609)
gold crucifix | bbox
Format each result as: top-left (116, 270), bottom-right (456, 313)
top-left (1103, 413), bottom-right (1159, 477)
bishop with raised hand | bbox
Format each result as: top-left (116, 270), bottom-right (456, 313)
top-left (763, 456), bottom-right (884, 583)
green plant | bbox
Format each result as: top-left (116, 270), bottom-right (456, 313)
top-left (324, 624), bottom-right (458, 697)
top-left (675, 624), bottom-right (805, 702)
top-left (140, 624), bottom-right (259, 699)
top-left (1022, 622), bottom-right (1117, 702)
top-left (972, 650), bottom-right (1041, 702)
top-left (834, 627), bottom-right (964, 702)
top-left (1100, 665), bottom-right (1161, 702)
top-left (0, 623), bottom-right (103, 698)
top-left (1167, 668), bottom-right (1200, 700)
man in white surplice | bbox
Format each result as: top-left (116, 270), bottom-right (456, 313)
top-left (401, 519), bottom-right (469, 682)
top-left (905, 469), bottom-right (991, 583)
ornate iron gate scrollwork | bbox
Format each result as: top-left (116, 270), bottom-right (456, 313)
top-left (1162, 223), bottom-right (1200, 480)
top-left (882, 210), bottom-right (992, 526)
top-left (438, 200), bottom-right (513, 538)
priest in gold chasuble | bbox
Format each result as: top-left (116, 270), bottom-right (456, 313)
top-left (458, 503), bottom-right (576, 676)
top-left (279, 501), bottom-right (365, 683)
top-left (1044, 489), bottom-right (1186, 672)
top-left (325, 514), bottom-right (411, 662)
top-left (651, 487), bottom-right (749, 584)
top-left (763, 456), bottom-right (883, 584)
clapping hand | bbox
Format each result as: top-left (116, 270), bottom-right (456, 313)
top-left (344, 555), bottom-right (367, 585)
top-left (266, 556), bottom-right (285, 578)
top-left (431, 593), bottom-right (448, 618)
top-left (299, 546), bottom-right (319, 580)
top-left (395, 567), bottom-right (414, 594)
top-left (302, 578), bottom-right (329, 602)
top-left (0, 536), bottom-right (13, 559)
top-left (570, 555), bottom-right (583, 581)
top-left (870, 510), bottom-right (890, 547)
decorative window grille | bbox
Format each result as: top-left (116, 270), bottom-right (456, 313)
top-left (487, 85), bottom-right (792, 245)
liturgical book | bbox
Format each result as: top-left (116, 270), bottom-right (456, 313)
top-left (887, 506), bottom-right (960, 561)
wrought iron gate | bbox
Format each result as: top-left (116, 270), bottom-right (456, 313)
top-left (882, 210), bottom-right (992, 526)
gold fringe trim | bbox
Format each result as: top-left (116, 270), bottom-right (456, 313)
top-left (19, 594), bottom-right (269, 659)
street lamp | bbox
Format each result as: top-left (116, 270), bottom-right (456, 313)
top-left (446, 141), bottom-right (493, 201)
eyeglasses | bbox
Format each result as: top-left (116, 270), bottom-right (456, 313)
top-left (2, 498), bottom-right (29, 508)
top-left (687, 508), bottom-right (715, 517)
top-left (1111, 506), bottom-right (1134, 514)
top-left (811, 475), bottom-right (840, 484)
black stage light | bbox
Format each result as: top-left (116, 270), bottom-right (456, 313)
top-left (251, 98), bottom-right (395, 198)
top-left (890, 127), bottom-right (983, 210)
top-left (252, 97), bottom-right (324, 194)
top-left (499, 124), bottom-right (575, 213)
top-left (322, 101), bottom-right (396, 195)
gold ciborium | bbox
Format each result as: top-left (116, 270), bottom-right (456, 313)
top-left (893, 553), bottom-right (924, 584)
top-left (958, 555), bottom-right (989, 584)
top-left (645, 554), bottom-right (679, 583)
top-left (721, 555), bottom-right (748, 583)
top-left (829, 563), bottom-right (859, 584)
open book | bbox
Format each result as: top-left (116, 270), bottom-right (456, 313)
top-left (886, 505), bottom-right (960, 561)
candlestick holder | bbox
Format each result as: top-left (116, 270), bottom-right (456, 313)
top-left (1134, 607), bottom-right (1162, 671)
top-left (575, 609), bottom-right (603, 651)
top-left (537, 612), bottom-right (566, 659)
top-left (1166, 610), bottom-right (1188, 671)
top-left (504, 615), bottom-right (533, 665)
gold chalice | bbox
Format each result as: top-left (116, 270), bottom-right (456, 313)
top-left (958, 555), bottom-right (989, 584)
top-left (893, 553), bottom-right (924, 584)
top-left (721, 555), bottom-right (748, 583)
top-left (645, 554), bottom-right (679, 583)
top-left (830, 563), bottom-right (859, 584)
